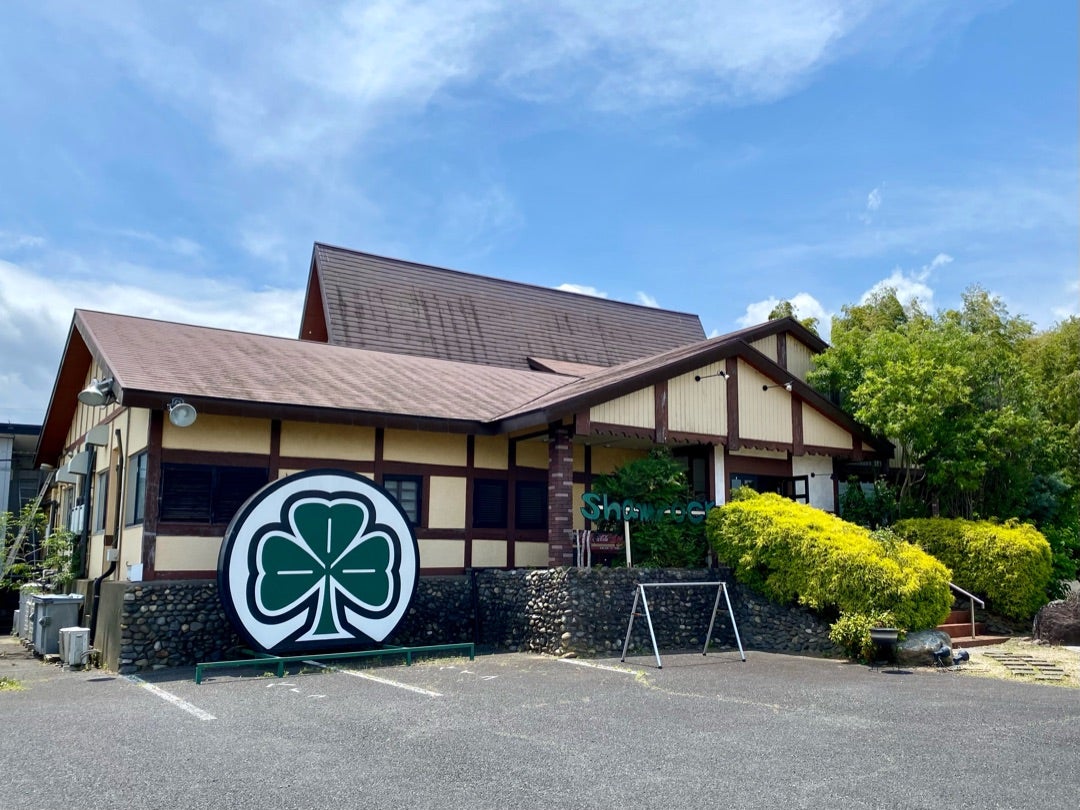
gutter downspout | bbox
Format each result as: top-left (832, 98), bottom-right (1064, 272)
top-left (88, 430), bottom-right (123, 646)
top-left (76, 447), bottom-right (96, 580)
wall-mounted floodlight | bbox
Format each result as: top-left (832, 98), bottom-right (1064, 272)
top-left (762, 381), bottom-right (794, 392)
top-left (77, 378), bottom-right (115, 407)
top-left (694, 371), bottom-right (728, 382)
top-left (167, 398), bottom-right (198, 428)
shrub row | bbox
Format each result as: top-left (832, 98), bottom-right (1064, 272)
top-left (706, 491), bottom-right (952, 631)
top-left (893, 518), bottom-right (1052, 620)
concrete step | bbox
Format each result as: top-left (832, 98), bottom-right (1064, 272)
top-left (938, 622), bottom-right (988, 639)
top-left (945, 609), bottom-right (976, 624)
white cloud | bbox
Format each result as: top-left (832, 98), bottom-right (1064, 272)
top-left (556, 283), bottom-right (608, 298)
top-left (0, 253), bottom-right (302, 423)
top-left (0, 231), bottom-right (46, 252)
top-left (860, 253), bottom-right (949, 310)
top-left (37, 1), bottom-right (925, 165)
top-left (635, 291), bottom-right (659, 308)
top-left (736, 292), bottom-right (830, 338)
top-left (866, 187), bottom-right (883, 211)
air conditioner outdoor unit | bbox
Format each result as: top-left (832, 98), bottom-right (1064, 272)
top-left (58, 627), bottom-right (90, 668)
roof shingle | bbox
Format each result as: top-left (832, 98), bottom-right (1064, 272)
top-left (302, 244), bottom-right (707, 370)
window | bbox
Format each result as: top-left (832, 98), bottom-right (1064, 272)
top-left (472, 479), bottom-right (508, 529)
top-left (383, 475), bottom-right (422, 526)
top-left (94, 470), bottom-right (109, 532)
top-left (730, 473), bottom-right (809, 504)
top-left (128, 452), bottom-right (148, 524)
top-left (159, 463), bottom-right (269, 524)
top-left (514, 480), bottom-right (547, 530)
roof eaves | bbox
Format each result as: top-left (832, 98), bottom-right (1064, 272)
top-left (34, 314), bottom-right (94, 466)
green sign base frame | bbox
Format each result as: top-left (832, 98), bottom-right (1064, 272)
top-left (194, 641), bottom-right (475, 685)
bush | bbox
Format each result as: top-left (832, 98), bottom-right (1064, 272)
top-left (828, 610), bottom-right (899, 662)
top-left (893, 517), bottom-right (1053, 620)
top-left (1043, 523), bottom-right (1079, 601)
top-left (706, 491), bottom-right (952, 631)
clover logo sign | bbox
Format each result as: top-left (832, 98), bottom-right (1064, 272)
top-left (219, 470), bottom-right (418, 654)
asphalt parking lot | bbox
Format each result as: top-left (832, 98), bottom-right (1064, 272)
top-left (3, 637), bottom-right (1078, 810)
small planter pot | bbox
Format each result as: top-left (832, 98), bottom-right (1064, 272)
top-left (868, 627), bottom-right (900, 666)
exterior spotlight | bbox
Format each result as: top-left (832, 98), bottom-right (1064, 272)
top-left (77, 377), bottom-right (115, 407)
top-left (694, 371), bottom-right (729, 382)
top-left (762, 381), bottom-right (794, 392)
top-left (167, 398), bottom-right (198, 427)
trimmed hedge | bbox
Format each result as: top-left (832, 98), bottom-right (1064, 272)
top-left (893, 518), bottom-right (1052, 620)
top-left (706, 492), bottom-right (951, 631)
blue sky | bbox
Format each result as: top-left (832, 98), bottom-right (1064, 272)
top-left (1, 1), bottom-right (1076, 424)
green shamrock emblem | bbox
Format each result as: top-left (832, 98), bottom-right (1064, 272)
top-left (252, 493), bottom-right (401, 641)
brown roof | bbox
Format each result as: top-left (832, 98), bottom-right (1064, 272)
top-left (73, 309), bottom-right (575, 423)
top-left (37, 310), bottom-right (886, 463)
top-left (299, 244), bottom-right (706, 370)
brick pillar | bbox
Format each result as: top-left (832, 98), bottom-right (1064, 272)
top-left (547, 424), bottom-right (575, 567)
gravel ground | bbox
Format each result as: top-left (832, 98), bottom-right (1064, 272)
top-left (947, 638), bottom-right (1080, 688)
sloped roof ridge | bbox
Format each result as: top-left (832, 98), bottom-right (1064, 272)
top-left (75, 308), bottom-right (588, 384)
top-left (487, 316), bottom-right (828, 422)
top-left (76, 308), bottom-right (296, 344)
top-left (313, 242), bottom-right (702, 318)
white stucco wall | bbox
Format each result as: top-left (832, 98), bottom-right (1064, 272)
top-left (792, 455), bottom-right (835, 512)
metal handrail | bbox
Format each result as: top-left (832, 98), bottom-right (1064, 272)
top-left (949, 582), bottom-right (985, 639)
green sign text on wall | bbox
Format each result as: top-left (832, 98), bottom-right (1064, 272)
top-left (579, 493), bottom-right (716, 525)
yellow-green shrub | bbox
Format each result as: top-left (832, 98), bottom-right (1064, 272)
top-left (828, 610), bottom-right (898, 662)
top-left (706, 492), bottom-right (951, 630)
top-left (893, 518), bottom-right (1052, 620)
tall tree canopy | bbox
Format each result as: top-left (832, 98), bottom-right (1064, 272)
top-left (809, 287), bottom-right (1078, 535)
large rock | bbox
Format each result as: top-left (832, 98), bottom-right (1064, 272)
top-left (1032, 591), bottom-right (1080, 644)
top-left (896, 629), bottom-right (952, 666)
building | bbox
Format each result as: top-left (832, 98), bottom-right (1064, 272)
top-left (2, 422), bottom-right (45, 517)
top-left (36, 244), bottom-right (890, 586)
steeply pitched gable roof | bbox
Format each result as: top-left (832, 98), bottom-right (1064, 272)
top-left (299, 244), bottom-right (707, 370)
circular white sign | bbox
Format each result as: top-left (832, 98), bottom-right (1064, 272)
top-left (218, 469), bottom-right (419, 654)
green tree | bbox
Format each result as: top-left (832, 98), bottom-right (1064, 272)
top-left (768, 300), bottom-right (820, 336)
top-left (810, 285), bottom-right (1073, 534)
top-left (591, 449), bottom-right (707, 567)
top-left (1, 505), bottom-right (76, 593)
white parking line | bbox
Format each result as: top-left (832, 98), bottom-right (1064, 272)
top-left (336, 669), bottom-right (443, 697)
top-left (558, 659), bottom-right (640, 675)
top-left (123, 675), bottom-right (217, 720)
top-left (303, 661), bottom-right (442, 697)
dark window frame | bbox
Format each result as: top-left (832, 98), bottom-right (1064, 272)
top-left (514, 480), bottom-right (548, 530)
top-left (383, 474), bottom-right (423, 526)
top-left (472, 478), bottom-right (508, 529)
top-left (94, 470), bottom-right (109, 533)
top-left (128, 451), bottom-right (148, 526)
top-left (159, 463), bottom-right (269, 525)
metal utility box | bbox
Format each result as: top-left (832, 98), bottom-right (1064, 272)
top-left (30, 594), bottom-right (84, 656)
top-left (17, 585), bottom-right (42, 640)
top-left (58, 627), bottom-right (90, 667)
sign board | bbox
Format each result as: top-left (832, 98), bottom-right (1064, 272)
top-left (218, 469), bottom-right (419, 655)
top-left (579, 492), bottom-right (716, 524)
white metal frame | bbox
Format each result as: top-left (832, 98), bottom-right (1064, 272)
top-left (620, 581), bottom-right (746, 669)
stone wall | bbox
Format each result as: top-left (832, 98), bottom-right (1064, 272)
top-left (94, 568), bottom-right (837, 673)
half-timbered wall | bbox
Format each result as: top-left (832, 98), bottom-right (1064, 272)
top-left (803, 404), bottom-right (854, 449)
top-left (590, 386), bottom-right (655, 429)
top-left (737, 361), bottom-right (793, 444)
top-left (668, 363), bottom-right (727, 437)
